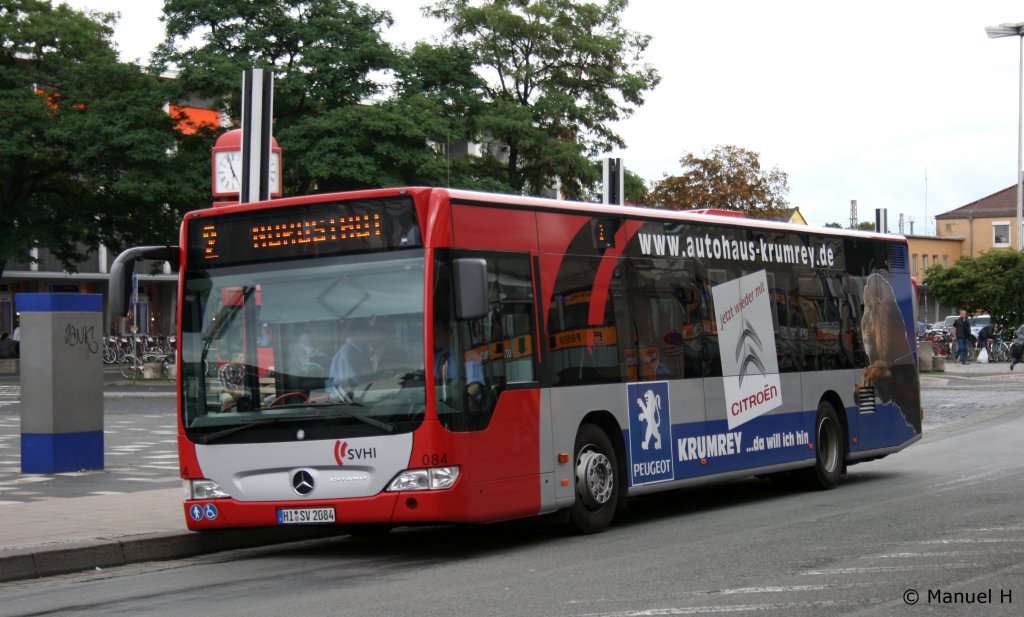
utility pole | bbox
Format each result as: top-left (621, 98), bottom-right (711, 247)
top-left (603, 157), bottom-right (624, 205)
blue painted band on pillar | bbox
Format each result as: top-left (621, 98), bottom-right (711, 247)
top-left (21, 432), bottom-right (104, 473)
top-left (15, 293), bottom-right (103, 313)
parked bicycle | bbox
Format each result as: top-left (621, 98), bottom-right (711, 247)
top-left (117, 334), bottom-right (172, 379)
top-left (924, 328), bottom-right (952, 357)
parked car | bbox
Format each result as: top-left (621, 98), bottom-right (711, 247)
top-left (969, 315), bottom-right (991, 339)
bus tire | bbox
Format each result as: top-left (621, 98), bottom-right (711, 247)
top-left (569, 423), bottom-right (619, 534)
top-left (798, 401), bottom-right (844, 490)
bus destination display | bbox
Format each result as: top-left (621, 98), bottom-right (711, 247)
top-left (189, 197), bottom-right (420, 267)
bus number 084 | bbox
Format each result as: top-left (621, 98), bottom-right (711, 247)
top-left (422, 453), bottom-right (448, 466)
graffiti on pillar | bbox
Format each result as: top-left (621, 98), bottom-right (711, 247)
top-left (64, 322), bottom-right (100, 354)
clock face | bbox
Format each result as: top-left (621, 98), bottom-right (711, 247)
top-left (215, 150), bottom-right (241, 194)
top-left (214, 149), bottom-right (281, 196)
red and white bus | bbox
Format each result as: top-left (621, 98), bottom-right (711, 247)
top-left (113, 187), bottom-right (922, 533)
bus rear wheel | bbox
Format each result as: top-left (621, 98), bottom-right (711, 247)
top-left (569, 424), bottom-right (619, 534)
top-left (798, 401), bottom-right (844, 490)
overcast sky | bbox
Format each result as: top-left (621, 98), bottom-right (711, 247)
top-left (65, 0), bottom-right (1024, 232)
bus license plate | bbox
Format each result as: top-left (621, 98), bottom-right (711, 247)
top-left (277, 507), bottom-right (336, 525)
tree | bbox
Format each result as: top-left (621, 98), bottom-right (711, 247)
top-left (427, 0), bottom-right (660, 200)
top-left (156, 0), bottom-right (457, 194)
top-left (926, 250), bottom-right (1024, 329)
top-left (393, 41), bottom-right (512, 192)
top-left (0, 0), bottom-right (201, 279)
top-left (649, 145), bottom-right (789, 218)
top-left (624, 168), bottom-right (650, 205)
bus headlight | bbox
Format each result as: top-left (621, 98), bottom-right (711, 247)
top-left (186, 479), bottom-right (232, 500)
top-left (386, 467), bottom-right (460, 491)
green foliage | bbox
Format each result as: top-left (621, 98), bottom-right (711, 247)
top-left (649, 145), bottom-right (790, 218)
top-left (2, 0), bottom-right (663, 280)
top-left (428, 0), bottom-right (660, 199)
top-left (624, 168), bottom-right (650, 205)
top-left (157, 0), bottom-right (438, 193)
top-left (156, 0), bottom-right (658, 199)
top-left (280, 98), bottom-right (451, 192)
top-left (0, 0), bottom-right (201, 276)
top-left (926, 250), bottom-right (1024, 329)
top-left (157, 0), bottom-right (396, 106)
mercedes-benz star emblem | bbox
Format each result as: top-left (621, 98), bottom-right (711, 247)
top-left (292, 470), bottom-right (315, 495)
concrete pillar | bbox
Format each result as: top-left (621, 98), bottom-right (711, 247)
top-left (17, 293), bottom-right (104, 473)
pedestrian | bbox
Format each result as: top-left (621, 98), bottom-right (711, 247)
top-left (1010, 325), bottom-right (1024, 371)
top-left (952, 309), bottom-right (972, 365)
top-left (0, 333), bottom-right (16, 359)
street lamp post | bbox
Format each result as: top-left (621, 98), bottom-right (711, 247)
top-left (986, 21), bottom-right (1024, 251)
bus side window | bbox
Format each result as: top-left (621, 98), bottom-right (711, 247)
top-left (435, 251), bottom-right (537, 432)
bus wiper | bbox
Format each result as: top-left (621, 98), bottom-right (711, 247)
top-left (265, 399), bottom-right (395, 433)
top-left (197, 414), bottom-right (324, 444)
top-left (325, 403), bottom-right (395, 433)
top-left (197, 407), bottom-right (395, 445)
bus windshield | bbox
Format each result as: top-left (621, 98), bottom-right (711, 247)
top-left (180, 252), bottom-right (426, 442)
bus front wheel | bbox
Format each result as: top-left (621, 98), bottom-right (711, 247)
top-left (798, 401), bottom-right (844, 490)
top-left (569, 424), bottom-right (619, 534)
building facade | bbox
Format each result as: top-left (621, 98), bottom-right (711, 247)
top-left (1, 248), bottom-right (177, 338)
top-left (904, 235), bottom-right (964, 324)
top-left (935, 184), bottom-right (1018, 257)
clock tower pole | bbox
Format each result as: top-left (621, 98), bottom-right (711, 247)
top-left (211, 69), bottom-right (282, 207)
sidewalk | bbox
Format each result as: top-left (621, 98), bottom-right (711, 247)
top-left (0, 368), bottom-right (342, 583)
top-left (922, 355), bottom-right (1023, 377)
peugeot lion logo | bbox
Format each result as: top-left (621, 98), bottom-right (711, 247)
top-left (735, 319), bottom-right (767, 386)
top-left (292, 470), bottom-right (315, 495)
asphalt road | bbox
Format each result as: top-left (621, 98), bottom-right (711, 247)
top-left (1, 373), bottom-right (1022, 617)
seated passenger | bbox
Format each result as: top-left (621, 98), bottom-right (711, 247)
top-left (328, 330), bottom-right (373, 402)
top-left (218, 352), bottom-right (249, 412)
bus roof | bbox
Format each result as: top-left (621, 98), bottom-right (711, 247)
top-left (198, 186), bottom-right (907, 244)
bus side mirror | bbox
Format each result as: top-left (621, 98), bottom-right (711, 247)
top-left (109, 246), bottom-right (180, 317)
top-left (453, 258), bottom-right (487, 320)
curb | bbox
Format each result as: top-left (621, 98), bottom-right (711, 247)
top-left (103, 391), bottom-right (176, 398)
top-left (0, 527), bottom-right (346, 583)
top-left (0, 391), bottom-right (175, 402)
